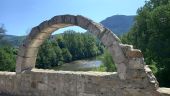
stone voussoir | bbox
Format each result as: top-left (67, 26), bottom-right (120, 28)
top-left (87, 21), bottom-right (105, 37)
top-left (39, 20), bottom-right (59, 33)
top-left (16, 56), bottom-right (37, 71)
top-left (100, 29), bottom-right (121, 47)
top-left (62, 15), bottom-right (77, 24)
top-left (29, 26), bottom-right (52, 40)
top-left (76, 15), bottom-right (93, 29)
top-left (23, 36), bottom-right (44, 48)
top-left (17, 46), bottom-right (39, 58)
top-left (108, 43), bottom-right (127, 64)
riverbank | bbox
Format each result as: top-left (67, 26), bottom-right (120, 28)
top-left (54, 59), bottom-right (102, 71)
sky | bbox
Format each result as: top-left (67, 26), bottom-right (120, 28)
top-left (0, 0), bottom-right (145, 36)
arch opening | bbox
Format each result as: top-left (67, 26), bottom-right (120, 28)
top-left (35, 26), bottom-right (105, 71)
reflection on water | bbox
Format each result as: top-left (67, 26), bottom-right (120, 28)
top-left (57, 60), bottom-right (102, 71)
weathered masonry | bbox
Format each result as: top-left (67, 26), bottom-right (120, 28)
top-left (0, 15), bottom-right (169, 96)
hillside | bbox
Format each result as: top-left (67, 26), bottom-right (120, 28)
top-left (0, 35), bottom-right (25, 47)
top-left (101, 15), bottom-right (135, 35)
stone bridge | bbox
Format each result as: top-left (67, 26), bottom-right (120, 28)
top-left (0, 15), bottom-right (169, 96)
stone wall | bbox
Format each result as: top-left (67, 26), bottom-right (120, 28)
top-left (0, 69), bottom-right (166, 96)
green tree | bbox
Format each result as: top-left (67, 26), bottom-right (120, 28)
top-left (0, 47), bottom-right (16, 71)
top-left (36, 40), bottom-right (63, 69)
top-left (0, 25), bottom-right (16, 71)
top-left (101, 49), bottom-right (116, 72)
top-left (121, 0), bottom-right (170, 87)
top-left (62, 48), bottom-right (72, 62)
top-left (0, 24), bottom-right (6, 40)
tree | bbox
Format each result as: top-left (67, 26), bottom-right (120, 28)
top-left (101, 49), bottom-right (116, 72)
top-left (0, 24), bottom-right (6, 40)
top-left (121, 0), bottom-right (170, 87)
top-left (62, 48), bottom-right (72, 62)
top-left (0, 47), bottom-right (16, 71)
top-left (36, 40), bottom-right (63, 69)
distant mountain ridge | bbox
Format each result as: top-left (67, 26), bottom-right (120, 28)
top-left (0, 35), bottom-right (25, 47)
top-left (100, 15), bottom-right (135, 35)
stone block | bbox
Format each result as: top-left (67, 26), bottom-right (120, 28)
top-left (17, 46), bottom-right (38, 58)
top-left (128, 58), bottom-right (145, 69)
top-left (38, 82), bottom-right (48, 91)
top-left (108, 44), bottom-right (126, 64)
top-left (126, 69), bottom-right (147, 79)
top-left (16, 56), bottom-right (37, 71)
top-left (123, 88), bottom-right (155, 96)
top-left (76, 15), bottom-right (93, 29)
top-left (28, 29), bottom-right (51, 40)
top-left (38, 19), bottom-right (60, 33)
top-left (16, 56), bottom-right (22, 73)
top-left (87, 22), bottom-right (105, 37)
top-left (0, 78), bottom-right (6, 92)
top-left (120, 44), bottom-right (133, 52)
top-left (100, 29), bottom-right (120, 47)
top-left (23, 37), bottom-right (44, 48)
top-left (126, 49), bottom-right (143, 58)
top-left (62, 15), bottom-right (77, 24)
top-left (145, 66), bottom-right (159, 89)
top-left (38, 21), bottom-right (49, 31)
top-left (117, 63), bottom-right (127, 80)
top-left (62, 74), bottom-right (77, 96)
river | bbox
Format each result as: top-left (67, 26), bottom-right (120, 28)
top-left (56, 59), bottom-right (102, 71)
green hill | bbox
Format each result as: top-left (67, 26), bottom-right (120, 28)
top-left (101, 15), bottom-right (135, 35)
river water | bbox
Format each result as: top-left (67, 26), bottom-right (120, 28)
top-left (57, 59), bottom-right (102, 71)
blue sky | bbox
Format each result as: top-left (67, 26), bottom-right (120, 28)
top-left (0, 0), bottom-right (145, 36)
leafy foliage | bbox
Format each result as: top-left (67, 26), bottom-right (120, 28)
top-left (36, 30), bottom-right (104, 69)
top-left (121, 0), bottom-right (170, 87)
top-left (0, 25), bottom-right (16, 71)
top-left (94, 49), bottom-right (116, 72)
top-left (101, 49), bottom-right (116, 72)
top-left (0, 46), bottom-right (16, 71)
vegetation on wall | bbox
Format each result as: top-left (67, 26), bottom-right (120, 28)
top-left (95, 49), bottom-right (116, 72)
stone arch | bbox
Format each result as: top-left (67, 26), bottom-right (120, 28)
top-left (16, 15), bottom-right (158, 85)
